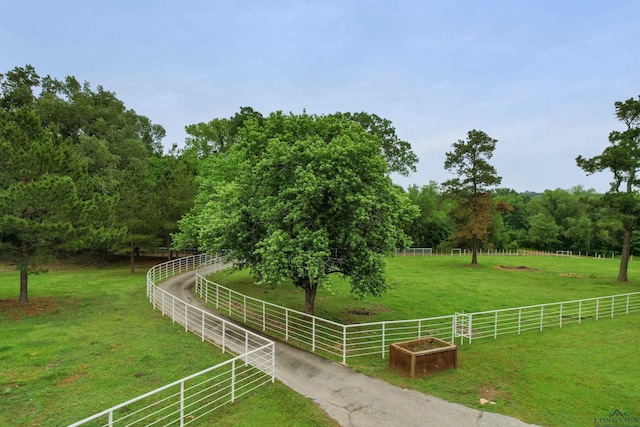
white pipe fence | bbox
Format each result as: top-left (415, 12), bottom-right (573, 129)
top-left (70, 255), bottom-right (275, 427)
top-left (394, 248), bottom-right (628, 258)
top-left (195, 255), bottom-right (640, 363)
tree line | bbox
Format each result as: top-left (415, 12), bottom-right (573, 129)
top-left (2, 65), bottom-right (638, 312)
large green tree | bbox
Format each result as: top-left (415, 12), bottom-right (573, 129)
top-left (176, 112), bottom-right (416, 314)
top-left (442, 129), bottom-right (502, 265)
top-left (577, 96), bottom-right (640, 281)
top-left (0, 66), bottom-right (118, 303)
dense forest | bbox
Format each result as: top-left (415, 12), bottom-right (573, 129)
top-left (2, 65), bottom-right (638, 303)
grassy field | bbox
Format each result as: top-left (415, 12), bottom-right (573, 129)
top-left (0, 259), bottom-right (338, 427)
top-left (209, 254), bottom-right (640, 426)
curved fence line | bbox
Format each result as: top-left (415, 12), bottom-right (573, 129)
top-left (70, 255), bottom-right (275, 427)
top-left (194, 255), bottom-right (640, 364)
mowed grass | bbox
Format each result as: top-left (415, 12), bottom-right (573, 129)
top-left (210, 255), bottom-right (640, 321)
top-left (0, 260), bottom-right (338, 427)
top-left (209, 255), bottom-right (640, 426)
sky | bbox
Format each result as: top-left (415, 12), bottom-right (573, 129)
top-left (3, 1), bottom-right (638, 193)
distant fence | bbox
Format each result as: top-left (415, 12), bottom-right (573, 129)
top-left (195, 255), bottom-right (640, 364)
top-left (395, 248), bottom-right (627, 259)
top-left (70, 255), bottom-right (275, 427)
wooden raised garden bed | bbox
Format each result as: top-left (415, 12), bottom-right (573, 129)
top-left (389, 337), bottom-right (457, 378)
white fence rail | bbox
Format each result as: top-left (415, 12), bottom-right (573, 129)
top-left (456, 292), bottom-right (640, 344)
top-left (70, 255), bottom-right (275, 427)
top-left (395, 248), bottom-right (625, 258)
top-left (195, 255), bottom-right (640, 363)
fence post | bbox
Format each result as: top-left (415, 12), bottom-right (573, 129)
top-left (540, 305), bottom-right (544, 331)
top-left (578, 301), bottom-right (582, 324)
top-left (381, 323), bottom-right (386, 358)
top-left (222, 322), bottom-right (226, 353)
top-left (285, 310), bottom-right (289, 341)
top-left (201, 312), bottom-right (205, 342)
top-left (185, 304), bottom-right (188, 332)
top-left (468, 314), bottom-right (473, 344)
top-left (559, 303), bottom-right (563, 328)
top-left (262, 301), bottom-right (266, 331)
top-left (243, 295), bottom-right (247, 323)
top-left (611, 296), bottom-right (615, 318)
top-left (494, 311), bottom-right (498, 339)
top-left (231, 359), bottom-right (236, 403)
top-left (627, 295), bottom-right (630, 315)
top-left (312, 317), bottom-right (316, 352)
top-left (343, 325), bottom-right (347, 365)
top-left (518, 308), bottom-right (522, 335)
top-left (596, 298), bottom-right (600, 321)
top-left (452, 315), bottom-right (456, 344)
top-left (180, 381), bottom-right (185, 427)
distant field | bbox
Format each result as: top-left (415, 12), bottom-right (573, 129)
top-left (209, 254), bottom-right (640, 426)
top-left (0, 260), bottom-right (337, 427)
top-left (209, 254), bottom-right (640, 321)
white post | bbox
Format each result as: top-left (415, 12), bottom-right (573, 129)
top-left (180, 381), bottom-right (185, 427)
top-left (201, 313), bottom-right (205, 342)
top-left (343, 325), bottom-right (347, 365)
top-left (285, 310), bottom-right (289, 341)
top-left (494, 311), bottom-right (498, 339)
top-left (578, 301), bottom-right (582, 324)
top-left (611, 296), bottom-right (615, 318)
top-left (312, 317), bottom-right (316, 352)
top-left (262, 301), bottom-right (266, 331)
top-left (222, 322), bottom-right (226, 353)
top-left (231, 359), bottom-right (236, 402)
top-left (540, 306), bottom-right (544, 331)
top-left (381, 323), bottom-right (386, 358)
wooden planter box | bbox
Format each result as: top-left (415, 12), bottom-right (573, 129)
top-left (389, 337), bottom-right (457, 378)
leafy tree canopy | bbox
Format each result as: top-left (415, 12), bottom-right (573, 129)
top-left (576, 96), bottom-right (640, 281)
top-left (176, 111), bottom-right (417, 314)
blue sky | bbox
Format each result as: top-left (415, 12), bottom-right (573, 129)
top-left (3, 1), bottom-right (638, 192)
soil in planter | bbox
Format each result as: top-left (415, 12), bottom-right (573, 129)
top-left (400, 338), bottom-right (447, 352)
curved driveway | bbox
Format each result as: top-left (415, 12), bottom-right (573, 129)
top-left (159, 272), bottom-right (539, 427)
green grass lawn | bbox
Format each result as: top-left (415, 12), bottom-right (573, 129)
top-left (209, 254), bottom-right (640, 426)
top-left (0, 260), bottom-right (337, 427)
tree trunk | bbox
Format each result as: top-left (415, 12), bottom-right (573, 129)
top-left (167, 236), bottom-right (172, 261)
top-left (617, 226), bottom-right (632, 282)
top-left (130, 244), bottom-right (136, 273)
top-left (19, 265), bottom-right (29, 304)
top-left (471, 235), bottom-right (478, 265)
top-left (19, 240), bottom-right (29, 304)
top-left (304, 285), bottom-right (317, 315)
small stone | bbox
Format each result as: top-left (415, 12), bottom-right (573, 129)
top-left (480, 398), bottom-right (489, 405)
top-left (490, 401), bottom-right (497, 405)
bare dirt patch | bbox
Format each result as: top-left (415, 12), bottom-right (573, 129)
top-left (0, 298), bottom-right (62, 320)
top-left (493, 265), bottom-right (541, 272)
